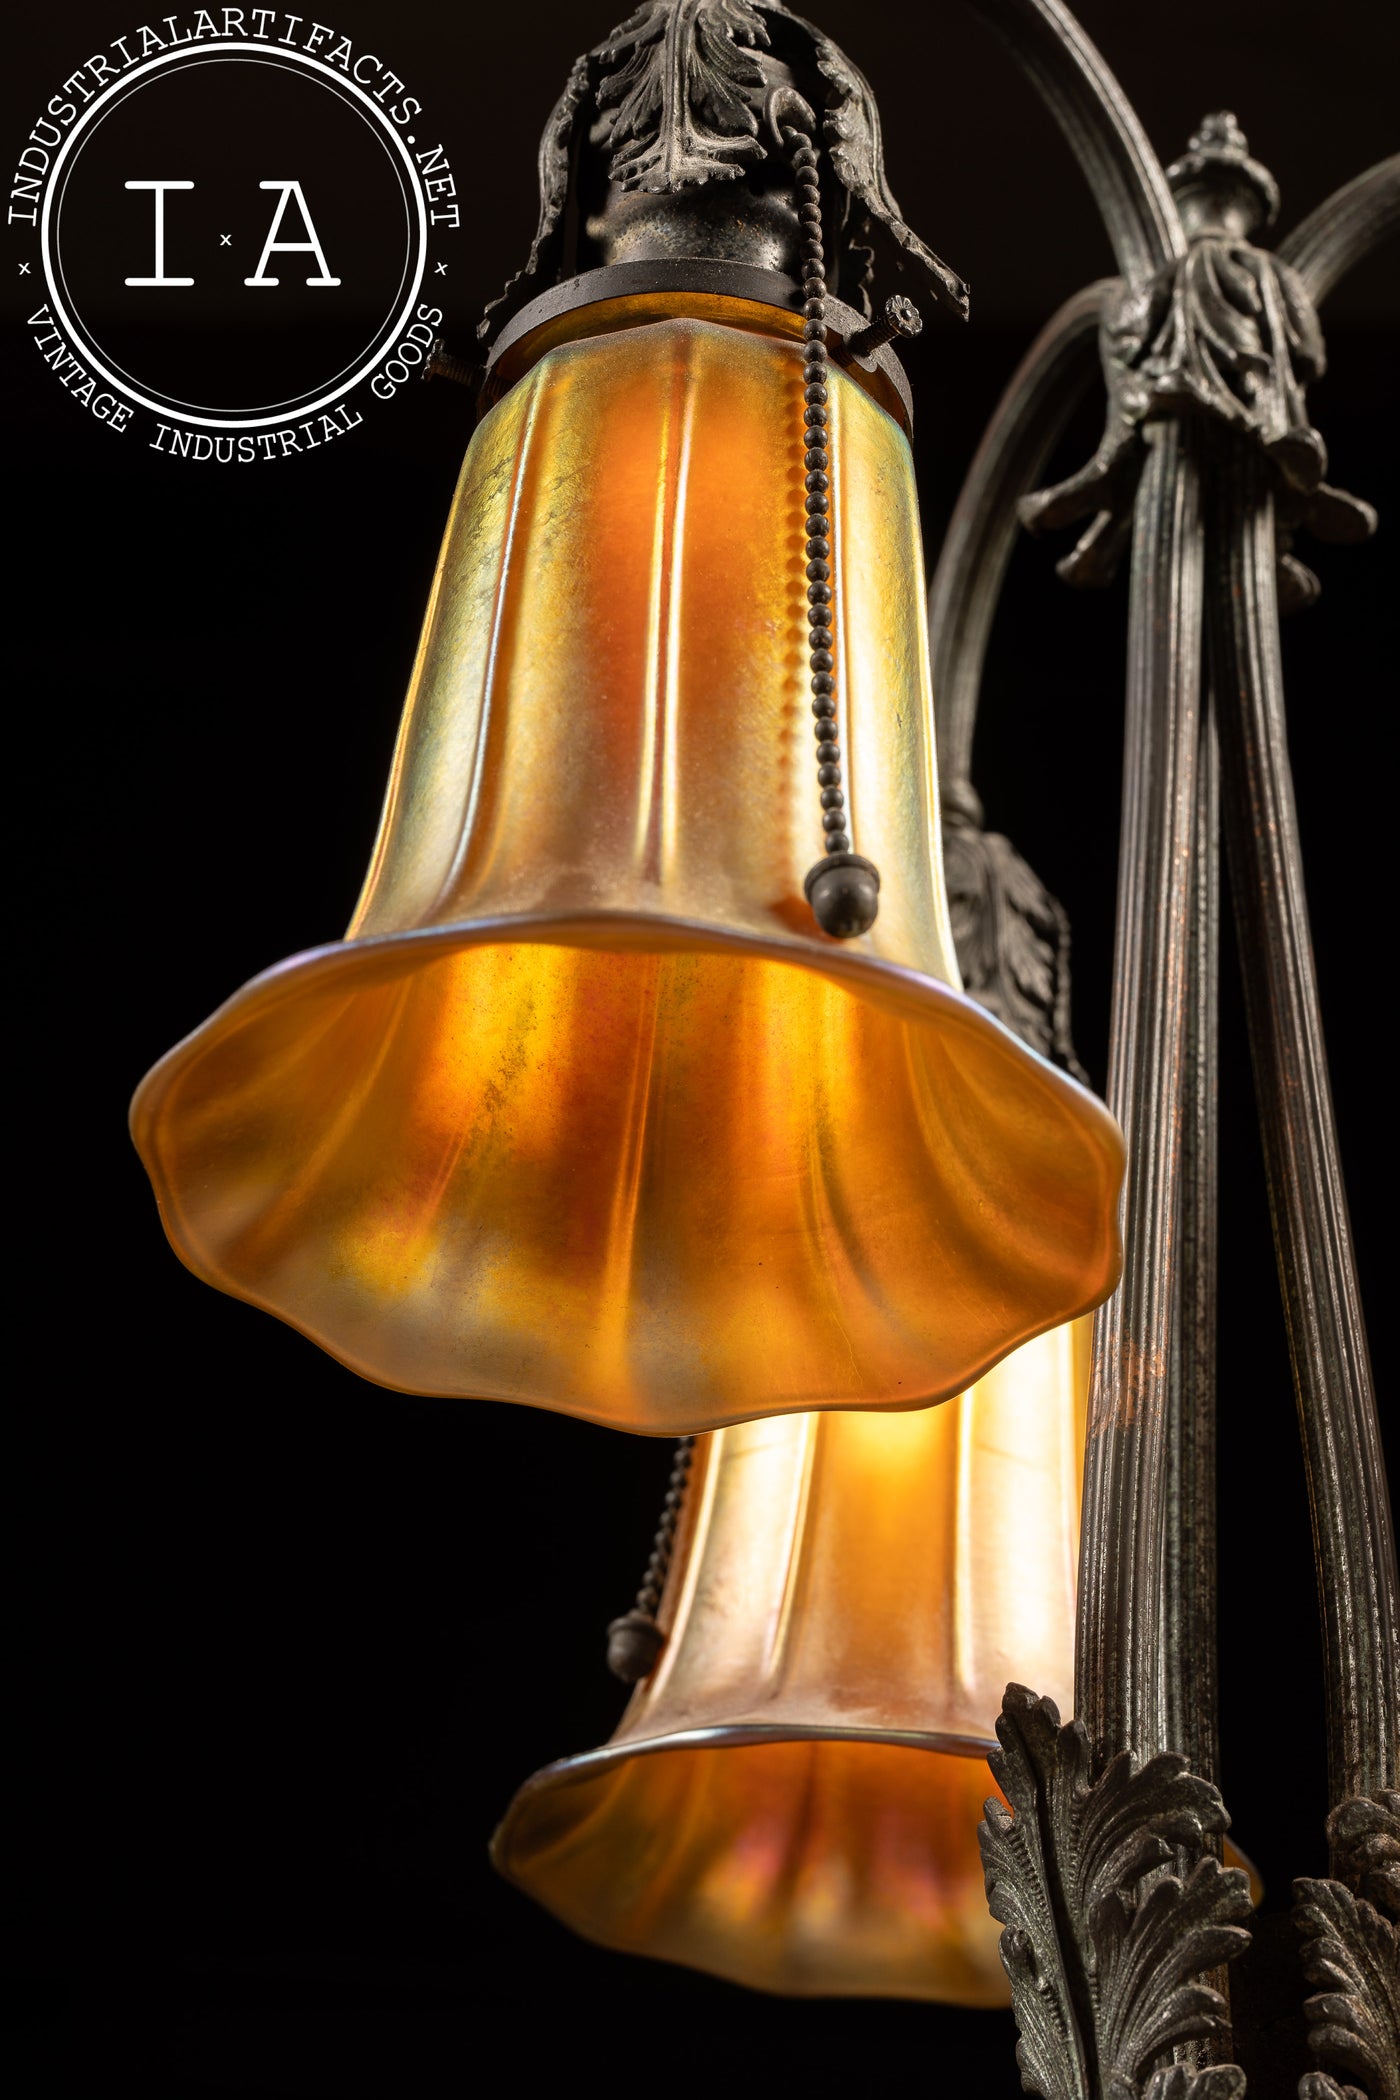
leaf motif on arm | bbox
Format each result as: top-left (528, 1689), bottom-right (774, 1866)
top-left (1019, 118), bottom-right (1371, 606)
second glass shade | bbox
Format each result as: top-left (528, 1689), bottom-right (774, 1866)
top-left (493, 1319), bottom-right (1091, 2003)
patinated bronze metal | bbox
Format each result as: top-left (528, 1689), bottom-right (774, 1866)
top-left (930, 12), bottom-right (1396, 2089)
top-left (475, 0), bottom-right (969, 346)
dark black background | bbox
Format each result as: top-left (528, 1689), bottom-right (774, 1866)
top-left (6, 3), bottom-right (1397, 2094)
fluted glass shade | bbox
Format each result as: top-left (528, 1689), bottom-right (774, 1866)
top-left (493, 1319), bottom-right (1091, 2003)
top-left (131, 301), bottom-right (1122, 1433)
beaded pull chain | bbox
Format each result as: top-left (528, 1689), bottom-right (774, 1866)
top-left (605, 1436), bottom-right (696, 1684)
top-left (782, 116), bottom-right (881, 940)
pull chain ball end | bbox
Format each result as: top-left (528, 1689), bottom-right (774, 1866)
top-left (805, 852), bottom-right (882, 938)
top-left (607, 1611), bottom-right (667, 1683)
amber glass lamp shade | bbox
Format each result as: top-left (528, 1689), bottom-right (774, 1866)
top-left (493, 1320), bottom-right (1091, 2004)
top-left (131, 300), bottom-right (1123, 1433)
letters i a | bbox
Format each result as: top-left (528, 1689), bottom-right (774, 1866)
top-left (124, 180), bottom-right (340, 287)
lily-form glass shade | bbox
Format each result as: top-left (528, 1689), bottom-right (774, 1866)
top-left (493, 1319), bottom-right (1091, 2004)
top-left (132, 303), bottom-right (1123, 1433)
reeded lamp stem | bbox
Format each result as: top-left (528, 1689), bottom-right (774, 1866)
top-left (1209, 443), bottom-right (1399, 1809)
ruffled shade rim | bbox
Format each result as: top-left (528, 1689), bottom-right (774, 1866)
top-left (131, 907), bottom-right (1124, 1433)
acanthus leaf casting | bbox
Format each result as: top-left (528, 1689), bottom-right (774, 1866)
top-left (1294, 1792), bottom-right (1400, 2100)
top-left (979, 1685), bottom-right (1251, 2100)
top-left (944, 817), bottom-right (1087, 1081)
top-left (479, 0), bottom-right (966, 341)
top-left (597, 0), bottom-right (772, 191)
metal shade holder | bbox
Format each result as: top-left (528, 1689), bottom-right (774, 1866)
top-left (463, 3), bottom-right (1399, 2090)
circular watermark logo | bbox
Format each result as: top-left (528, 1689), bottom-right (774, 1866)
top-left (10, 14), bottom-right (459, 461)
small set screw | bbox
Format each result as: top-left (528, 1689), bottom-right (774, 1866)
top-left (422, 337), bottom-right (478, 387)
top-left (849, 293), bottom-right (923, 362)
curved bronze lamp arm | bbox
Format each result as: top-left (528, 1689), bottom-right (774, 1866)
top-left (932, 0), bottom-right (1192, 796)
top-left (1279, 153), bottom-right (1400, 306)
top-left (960, 0), bottom-right (1184, 281)
top-left (930, 282), bottom-right (1111, 806)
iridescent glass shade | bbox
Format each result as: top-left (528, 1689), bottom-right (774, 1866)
top-left (494, 1320), bottom-right (1091, 2004)
top-left (132, 300), bottom-right (1123, 1433)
